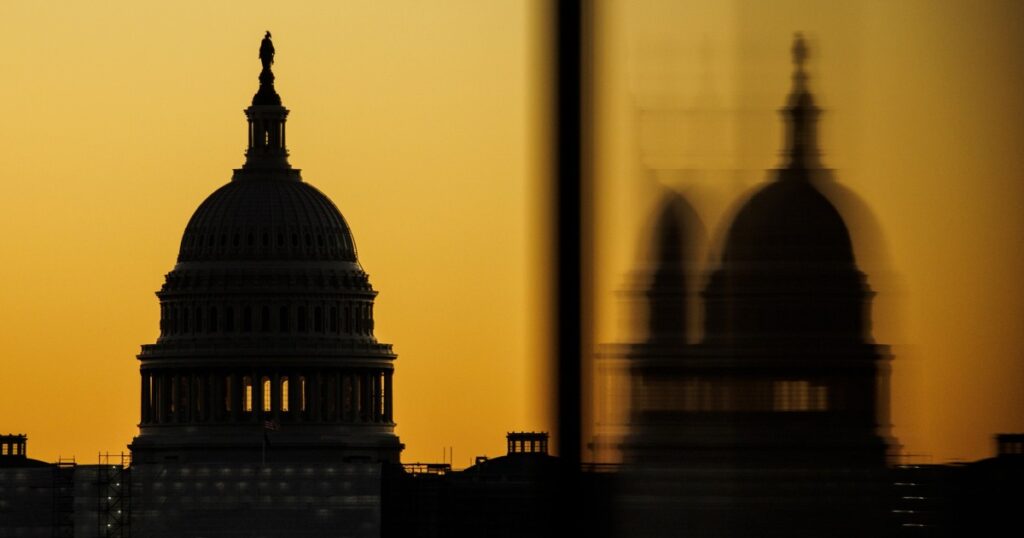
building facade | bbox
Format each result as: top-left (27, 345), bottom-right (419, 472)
top-left (126, 33), bottom-right (401, 537)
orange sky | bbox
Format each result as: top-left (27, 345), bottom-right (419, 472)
top-left (0, 1), bottom-right (547, 467)
top-left (0, 1), bottom-right (1021, 466)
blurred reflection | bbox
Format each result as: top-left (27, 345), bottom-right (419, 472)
top-left (609, 35), bottom-right (894, 537)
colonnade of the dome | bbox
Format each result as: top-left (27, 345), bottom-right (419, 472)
top-left (139, 368), bottom-right (393, 426)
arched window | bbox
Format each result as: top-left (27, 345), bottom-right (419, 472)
top-left (182, 307), bottom-right (190, 332)
top-left (281, 377), bottom-right (290, 412)
top-left (209, 306), bottom-right (218, 332)
top-left (298, 306), bottom-right (308, 332)
top-left (225, 306), bottom-right (235, 333)
top-left (261, 306), bottom-right (271, 332)
top-left (314, 306), bottom-right (324, 332)
top-left (195, 308), bottom-right (203, 333)
top-left (243, 306), bottom-right (252, 332)
top-left (224, 375), bottom-right (233, 412)
top-left (279, 306), bottom-right (290, 333)
top-left (343, 305), bottom-right (350, 333)
top-left (262, 377), bottom-right (272, 412)
top-left (243, 376), bottom-right (253, 412)
top-left (195, 377), bottom-right (205, 419)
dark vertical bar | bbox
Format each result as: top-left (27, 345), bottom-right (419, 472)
top-left (554, 0), bottom-right (583, 469)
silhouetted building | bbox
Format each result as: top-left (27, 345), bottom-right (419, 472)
top-left (616, 35), bottom-right (894, 537)
top-left (384, 431), bottom-right (614, 538)
top-left (6, 30), bottom-right (1023, 538)
top-left (0, 434), bottom-right (54, 536)
top-left (126, 33), bottom-right (400, 537)
top-left (943, 434), bottom-right (1024, 536)
top-left (0, 436), bottom-right (129, 537)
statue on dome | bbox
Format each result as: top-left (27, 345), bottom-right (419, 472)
top-left (259, 31), bottom-right (275, 71)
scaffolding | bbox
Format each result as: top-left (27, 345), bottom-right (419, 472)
top-left (96, 452), bottom-right (132, 538)
top-left (51, 457), bottom-right (75, 538)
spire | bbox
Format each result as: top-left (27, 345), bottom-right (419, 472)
top-left (780, 33), bottom-right (821, 172)
top-left (239, 31), bottom-right (293, 175)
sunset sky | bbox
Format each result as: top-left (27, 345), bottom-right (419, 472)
top-left (1, 1), bottom-right (1022, 466)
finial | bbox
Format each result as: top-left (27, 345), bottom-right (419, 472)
top-left (253, 31), bottom-right (281, 106)
top-left (241, 31), bottom-right (292, 174)
top-left (259, 31), bottom-right (275, 70)
top-left (792, 33), bottom-right (808, 73)
top-left (779, 32), bottom-right (821, 172)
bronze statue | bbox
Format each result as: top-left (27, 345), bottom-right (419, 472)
top-left (260, 31), bottom-right (275, 70)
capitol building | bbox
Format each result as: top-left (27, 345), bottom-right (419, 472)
top-left (1, 32), bottom-right (1020, 538)
top-left (126, 32), bottom-right (402, 537)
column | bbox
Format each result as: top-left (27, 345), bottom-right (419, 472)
top-left (384, 371), bottom-right (393, 423)
top-left (361, 373), bottom-right (371, 423)
top-left (230, 373), bottom-right (242, 422)
top-left (287, 371), bottom-right (299, 422)
top-left (333, 370), bottom-right (341, 422)
top-left (140, 372), bottom-right (150, 424)
top-left (160, 373), bottom-right (170, 423)
top-left (309, 371), bottom-right (321, 423)
top-left (211, 372), bottom-right (222, 422)
top-left (252, 369), bottom-right (260, 422)
top-left (207, 372), bottom-right (216, 423)
top-left (188, 372), bottom-right (197, 423)
top-left (272, 372), bottom-right (281, 423)
top-left (372, 373), bottom-right (381, 422)
top-left (343, 373), bottom-right (353, 422)
top-left (156, 370), bottom-right (166, 422)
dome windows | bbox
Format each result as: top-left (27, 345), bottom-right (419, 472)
top-left (260, 306), bottom-right (271, 333)
top-left (243, 377), bottom-right (254, 413)
top-left (159, 297), bottom-right (375, 340)
top-left (261, 377), bottom-right (272, 412)
top-left (280, 377), bottom-right (289, 413)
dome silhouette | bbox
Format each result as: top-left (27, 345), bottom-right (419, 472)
top-left (177, 178), bottom-right (358, 263)
top-left (131, 35), bottom-right (401, 471)
top-left (722, 171), bottom-right (854, 266)
top-left (702, 35), bottom-right (869, 343)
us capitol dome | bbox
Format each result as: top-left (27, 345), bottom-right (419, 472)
top-left (129, 33), bottom-right (402, 466)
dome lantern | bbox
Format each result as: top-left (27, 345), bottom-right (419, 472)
top-left (239, 32), bottom-right (294, 176)
top-left (780, 33), bottom-right (822, 172)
